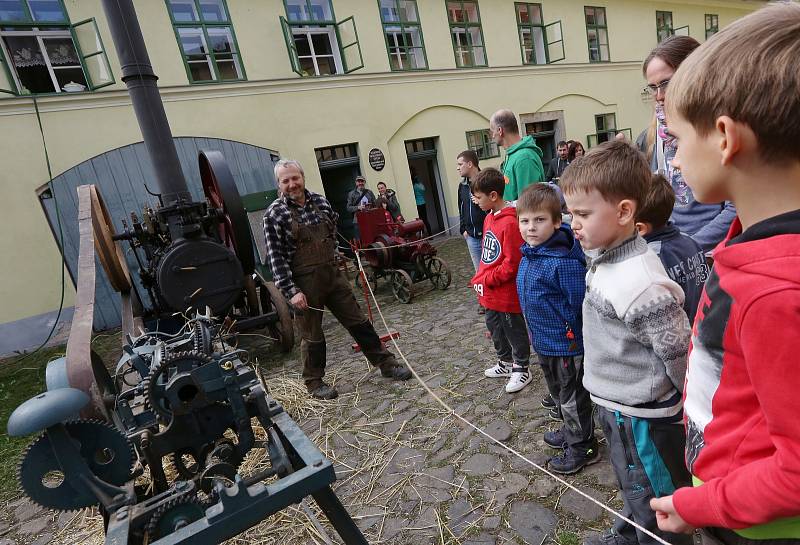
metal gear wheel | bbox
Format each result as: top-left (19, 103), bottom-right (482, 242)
top-left (18, 420), bottom-right (135, 511)
top-left (142, 351), bottom-right (212, 422)
top-left (144, 493), bottom-right (207, 540)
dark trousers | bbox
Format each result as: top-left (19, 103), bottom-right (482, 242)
top-left (293, 264), bottom-right (395, 389)
top-left (484, 310), bottom-right (530, 369)
top-left (596, 406), bottom-right (692, 545)
top-left (416, 203), bottom-right (431, 234)
top-left (538, 354), bottom-right (595, 451)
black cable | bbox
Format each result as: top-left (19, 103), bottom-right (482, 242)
top-left (13, 95), bottom-right (66, 363)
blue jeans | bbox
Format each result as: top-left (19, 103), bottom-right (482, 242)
top-left (465, 234), bottom-right (482, 272)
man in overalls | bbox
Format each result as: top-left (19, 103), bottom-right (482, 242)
top-left (263, 159), bottom-right (412, 399)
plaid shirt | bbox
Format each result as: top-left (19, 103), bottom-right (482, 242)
top-left (263, 190), bottom-right (339, 299)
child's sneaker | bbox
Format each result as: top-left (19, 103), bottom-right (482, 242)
top-left (548, 407), bottom-right (563, 421)
top-left (540, 394), bottom-right (557, 409)
top-left (484, 361), bottom-right (512, 378)
top-left (543, 428), bottom-right (567, 449)
top-left (548, 444), bottom-right (600, 475)
top-left (505, 367), bottom-right (532, 393)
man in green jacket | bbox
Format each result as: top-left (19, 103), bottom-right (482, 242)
top-left (489, 109), bottom-right (545, 202)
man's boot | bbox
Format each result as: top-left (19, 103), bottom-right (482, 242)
top-left (303, 340), bottom-right (339, 399)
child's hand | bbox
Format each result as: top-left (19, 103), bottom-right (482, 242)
top-left (650, 496), bottom-right (695, 534)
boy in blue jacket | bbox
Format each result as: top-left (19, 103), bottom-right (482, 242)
top-left (516, 184), bottom-right (598, 474)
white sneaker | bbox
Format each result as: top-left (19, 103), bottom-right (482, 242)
top-left (505, 369), bottom-right (533, 393)
top-left (484, 361), bottom-right (512, 378)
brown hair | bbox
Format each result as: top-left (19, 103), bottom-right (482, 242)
top-left (517, 184), bottom-right (562, 222)
top-left (490, 109), bottom-right (520, 135)
top-left (375, 196), bottom-right (389, 208)
top-left (567, 141), bottom-right (585, 162)
top-left (636, 174), bottom-right (674, 228)
top-left (667, 3), bottom-right (800, 163)
top-left (471, 167), bottom-right (505, 196)
top-left (560, 140), bottom-right (650, 207)
top-left (457, 149), bottom-right (480, 168)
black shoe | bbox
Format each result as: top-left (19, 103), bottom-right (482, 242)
top-left (543, 428), bottom-right (567, 449)
top-left (308, 383), bottom-right (339, 400)
top-left (548, 407), bottom-right (563, 421)
top-left (477, 305), bottom-right (486, 315)
top-left (583, 529), bottom-right (638, 545)
top-left (548, 445), bottom-right (600, 475)
top-left (380, 362), bottom-right (412, 380)
top-left (541, 394), bottom-right (556, 409)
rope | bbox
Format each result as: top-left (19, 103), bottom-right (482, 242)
top-left (341, 224), bottom-right (460, 253)
top-left (350, 250), bottom-right (674, 545)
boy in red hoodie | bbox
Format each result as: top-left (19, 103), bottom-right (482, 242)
top-left (649, 4), bottom-right (800, 544)
top-left (470, 168), bottom-right (531, 393)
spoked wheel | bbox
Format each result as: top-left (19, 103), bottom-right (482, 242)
top-left (390, 269), bottom-right (413, 304)
top-left (89, 185), bottom-right (132, 292)
top-left (199, 150), bottom-right (255, 275)
top-left (354, 268), bottom-right (378, 294)
top-left (426, 256), bottom-right (452, 290)
top-left (259, 281), bottom-right (294, 352)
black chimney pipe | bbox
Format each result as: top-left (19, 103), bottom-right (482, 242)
top-left (100, 0), bottom-right (191, 206)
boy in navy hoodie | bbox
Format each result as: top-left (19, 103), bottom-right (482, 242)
top-left (470, 168), bottom-right (531, 393)
top-left (516, 184), bottom-right (598, 474)
top-left (635, 175), bottom-right (708, 324)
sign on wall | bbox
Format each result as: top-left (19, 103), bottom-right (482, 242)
top-left (368, 148), bottom-right (385, 171)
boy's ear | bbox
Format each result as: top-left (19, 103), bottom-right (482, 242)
top-left (634, 221), bottom-right (651, 236)
top-left (716, 115), bottom-right (745, 166)
top-left (617, 199), bottom-right (636, 225)
top-left (489, 190), bottom-right (500, 201)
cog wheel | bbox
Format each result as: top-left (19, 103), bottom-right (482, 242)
top-left (145, 493), bottom-right (207, 540)
top-left (18, 420), bottom-right (135, 511)
top-left (171, 443), bottom-right (213, 480)
top-left (143, 351), bottom-right (212, 422)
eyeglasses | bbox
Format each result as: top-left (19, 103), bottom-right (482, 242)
top-left (643, 79), bottom-right (670, 95)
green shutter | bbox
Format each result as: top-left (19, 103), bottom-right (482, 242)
top-left (71, 18), bottom-right (115, 90)
top-left (544, 20), bottom-right (564, 63)
top-left (0, 46), bottom-right (19, 95)
top-left (336, 16), bottom-right (364, 73)
top-left (279, 15), bottom-right (303, 76)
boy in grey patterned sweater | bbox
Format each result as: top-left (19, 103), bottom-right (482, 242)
top-left (561, 141), bottom-right (692, 545)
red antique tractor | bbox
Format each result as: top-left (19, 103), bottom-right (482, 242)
top-left (353, 208), bottom-right (451, 303)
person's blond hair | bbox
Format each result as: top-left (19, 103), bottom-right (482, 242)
top-left (560, 140), bottom-right (650, 208)
top-left (667, 2), bottom-right (800, 163)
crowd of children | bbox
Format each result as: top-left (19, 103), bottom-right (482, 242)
top-left (463, 4), bottom-right (800, 544)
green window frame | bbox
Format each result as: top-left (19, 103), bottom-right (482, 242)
top-left (280, 0), bottom-right (364, 77)
top-left (587, 113), bottom-right (632, 147)
top-left (705, 13), bottom-right (719, 39)
top-left (515, 4), bottom-right (565, 65)
top-left (378, 0), bottom-right (428, 71)
top-left (656, 10), bottom-right (673, 42)
top-left (584, 6), bottom-right (609, 63)
top-left (466, 129), bottom-right (498, 160)
top-left (446, 1), bottom-right (487, 68)
top-left (0, 0), bottom-right (115, 96)
top-left (166, 0), bottom-right (246, 84)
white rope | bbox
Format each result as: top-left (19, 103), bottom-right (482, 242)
top-left (351, 250), bottom-right (674, 545)
top-left (339, 223), bottom-right (460, 253)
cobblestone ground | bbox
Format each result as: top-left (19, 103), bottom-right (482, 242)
top-left (1, 237), bottom-right (624, 545)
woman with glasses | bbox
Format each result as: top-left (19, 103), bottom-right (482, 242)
top-left (636, 36), bottom-right (736, 252)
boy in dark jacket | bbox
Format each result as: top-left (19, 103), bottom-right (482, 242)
top-left (457, 150), bottom-right (488, 272)
top-left (470, 168), bottom-right (531, 394)
top-left (516, 184), bottom-right (598, 474)
top-left (635, 175), bottom-right (709, 324)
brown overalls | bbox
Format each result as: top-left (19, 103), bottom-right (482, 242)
top-left (289, 203), bottom-right (395, 389)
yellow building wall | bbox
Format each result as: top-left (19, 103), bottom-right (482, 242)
top-left (0, 0), bottom-right (762, 329)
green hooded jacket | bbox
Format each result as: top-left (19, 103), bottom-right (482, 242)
top-left (501, 135), bottom-right (545, 201)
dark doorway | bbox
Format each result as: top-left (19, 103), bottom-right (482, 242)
top-left (316, 143), bottom-right (361, 241)
top-left (525, 120), bottom-right (556, 173)
top-left (405, 138), bottom-right (448, 236)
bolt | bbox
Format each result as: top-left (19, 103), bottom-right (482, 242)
top-left (313, 461), bottom-right (323, 468)
top-left (221, 361), bottom-right (233, 371)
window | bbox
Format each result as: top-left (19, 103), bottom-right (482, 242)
top-left (280, 0), bottom-right (363, 77)
top-left (705, 14), bottom-right (718, 39)
top-left (656, 10), bottom-right (673, 42)
top-left (166, 0), bottom-right (244, 84)
top-left (315, 143), bottom-right (358, 163)
top-left (0, 0), bottom-right (113, 95)
top-left (378, 0), bottom-right (427, 71)
top-left (466, 129), bottom-right (499, 160)
top-left (446, 1), bottom-right (486, 68)
top-left (584, 6), bottom-right (609, 62)
top-left (515, 3), bottom-right (564, 65)
top-left (587, 113), bottom-right (632, 147)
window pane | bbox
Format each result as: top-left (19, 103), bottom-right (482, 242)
top-left (42, 37), bottom-right (80, 66)
top-left (380, 0), bottom-right (399, 22)
top-left (408, 47), bottom-right (425, 68)
top-left (310, 32), bottom-right (332, 55)
top-left (517, 4), bottom-right (529, 24)
top-left (52, 66), bottom-right (87, 90)
top-left (308, 0), bottom-right (333, 21)
top-left (468, 26), bottom-right (483, 47)
top-left (316, 55), bottom-right (336, 75)
top-left (0, 0), bottom-right (27, 22)
top-left (188, 60), bottom-right (213, 81)
top-left (178, 28), bottom-right (206, 55)
top-left (595, 8), bottom-right (606, 26)
top-left (3, 34), bottom-right (54, 92)
top-left (472, 45), bottom-right (485, 66)
top-left (28, 0), bottom-right (65, 21)
top-left (584, 7), bottom-right (595, 26)
top-left (463, 2), bottom-right (479, 23)
top-left (389, 51), bottom-right (402, 70)
top-left (199, 0), bottom-right (227, 22)
top-left (520, 27), bottom-right (532, 49)
top-left (207, 27), bottom-right (234, 53)
top-left (530, 4), bottom-right (543, 25)
top-left (168, 0), bottom-right (199, 22)
top-left (298, 56), bottom-right (315, 75)
top-left (404, 25), bottom-right (422, 47)
top-left (286, 0), bottom-right (309, 22)
top-left (293, 33), bottom-right (311, 56)
top-left (447, 2), bottom-right (463, 23)
top-left (598, 28), bottom-right (608, 46)
top-left (398, 0), bottom-right (418, 22)
top-left (215, 56), bottom-right (240, 79)
top-left (455, 47), bottom-right (469, 67)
